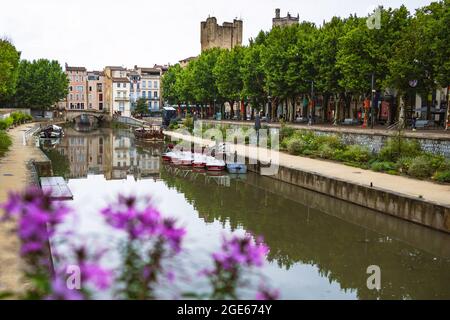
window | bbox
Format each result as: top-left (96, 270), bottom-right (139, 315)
top-left (142, 91), bottom-right (146, 99)
top-left (99, 103), bottom-right (103, 110)
top-left (89, 86), bottom-right (92, 92)
top-left (154, 81), bottom-right (158, 89)
top-left (142, 81), bottom-right (146, 88)
top-left (97, 84), bottom-right (102, 92)
top-left (69, 86), bottom-right (73, 91)
top-left (76, 94), bottom-right (79, 100)
top-left (88, 94), bottom-right (92, 101)
top-left (70, 94), bottom-right (73, 100)
top-left (154, 101), bottom-right (159, 109)
top-left (119, 102), bottom-right (124, 112)
top-left (154, 91), bottom-right (158, 98)
top-left (117, 83), bottom-right (121, 88)
top-left (99, 93), bottom-right (103, 102)
top-left (149, 101), bottom-right (152, 109)
top-left (123, 83), bottom-right (127, 88)
top-left (77, 86), bottom-right (83, 92)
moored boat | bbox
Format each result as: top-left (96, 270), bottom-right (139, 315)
top-left (206, 157), bottom-right (226, 171)
top-left (134, 125), bottom-right (164, 140)
top-left (226, 163), bottom-right (247, 174)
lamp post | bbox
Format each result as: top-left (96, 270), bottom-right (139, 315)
top-left (267, 94), bottom-right (271, 123)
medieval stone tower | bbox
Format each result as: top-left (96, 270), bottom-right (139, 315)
top-left (200, 17), bottom-right (243, 52)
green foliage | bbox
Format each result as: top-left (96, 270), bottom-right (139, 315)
top-left (183, 115), bottom-right (194, 133)
top-left (407, 155), bottom-right (437, 179)
top-left (15, 59), bottom-right (68, 110)
top-left (334, 145), bottom-right (371, 164)
top-left (0, 38), bottom-right (21, 102)
top-left (371, 161), bottom-right (397, 172)
top-left (0, 130), bottom-right (12, 156)
top-left (433, 170), bottom-right (450, 183)
top-left (134, 98), bottom-right (148, 116)
top-left (0, 117), bottom-right (13, 130)
top-left (379, 135), bottom-right (422, 162)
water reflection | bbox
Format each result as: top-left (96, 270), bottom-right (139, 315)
top-left (44, 127), bottom-right (450, 300)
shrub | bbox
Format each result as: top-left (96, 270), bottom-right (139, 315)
top-left (285, 136), bottom-right (307, 155)
top-left (379, 135), bottom-right (421, 162)
top-left (183, 115), bottom-right (194, 132)
top-left (279, 123), bottom-right (295, 141)
top-left (0, 131), bottom-right (12, 156)
top-left (395, 156), bottom-right (413, 173)
top-left (334, 145), bottom-right (371, 164)
top-left (407, 155), bottom-right (435, 179)
top-left (433, 170), bottom-right (450, 183)
top-left (315, 144), bottom-right (335, 159)
top-left (371, 161), bottom-right (396, 172)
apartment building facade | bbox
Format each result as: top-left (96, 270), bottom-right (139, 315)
top-left (87, 71), bottom-right (105, 111)
top-left (104, 66), bottom-right (131, 117)
top-left (66, 65), bottom-right (88, 110)
top-left (132, 66), bottom-right (162, 112)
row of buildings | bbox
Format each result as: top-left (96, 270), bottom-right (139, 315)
top-left (61, 64), bottom-right (168, 117)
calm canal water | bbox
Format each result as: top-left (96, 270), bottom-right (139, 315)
top-left (42, 127), bottom-right (450, 300)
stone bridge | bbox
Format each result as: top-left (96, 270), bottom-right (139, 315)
top-left (63, 109), bottom-right (112, 123)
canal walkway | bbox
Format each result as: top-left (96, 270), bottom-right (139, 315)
top-left (0, 124), bottom-right (48, 294)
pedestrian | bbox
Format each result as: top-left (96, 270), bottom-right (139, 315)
top-left (412, 112), bottom-right (417, 131)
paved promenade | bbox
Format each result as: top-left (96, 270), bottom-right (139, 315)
top-left (0, 124), bottom-right (45, 294)
top-left (166, 131), bottom-right (450, 208)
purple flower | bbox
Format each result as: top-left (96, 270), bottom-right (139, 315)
top-left (46, 277), bottom-right (84, 300)
top-left (1, 187), bottom-right (70, 258)
top-left (210, 234), bottom-right (269, 272)
top-left (256, 287), bottom-right (280, 300)
top-left (160, 218), bottom-right (186, 253)
top-left (101, 196), bottom-right (185, 253)
top-left (81, 263), bottom-right (113, 290)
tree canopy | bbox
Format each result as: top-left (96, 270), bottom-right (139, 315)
top-left (0, 38), bottom-right (20, 103)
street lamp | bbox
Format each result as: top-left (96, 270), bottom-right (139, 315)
top-left (267, 94), bottom-right (271, 122)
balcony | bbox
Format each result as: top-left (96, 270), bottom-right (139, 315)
top-left (114, 96), bottom-right (130, 101)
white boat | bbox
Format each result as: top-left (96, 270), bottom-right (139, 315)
top-left (193, 153), bottom-right (207, 168)
top-left (180, 152), bottom-right (193, 166)
top-left (206, 157), bottom-right (226, 171)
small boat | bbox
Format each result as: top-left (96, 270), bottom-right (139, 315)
top-left (162, 151), bottom-right (174, 162)
top-left (39, 125), bottom-right (64, 139)
top-left (193, 154), bottom-right (207, 168)
top-left (206, 157), bottom-right (226, 171)
top-left (170, 152), bottom-right (183, 165)
top-left (180, 152), bottom-right (193, 166)
top-left (226, 163), bottom-right (247, 174)
top-left (134, 125), bottom-right (165, 140)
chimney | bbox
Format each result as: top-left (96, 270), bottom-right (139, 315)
top-left (275, 8), bottom-right (280, 19)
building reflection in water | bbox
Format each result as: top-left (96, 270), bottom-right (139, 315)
top-left (47, 127), bottom-right (162, 181)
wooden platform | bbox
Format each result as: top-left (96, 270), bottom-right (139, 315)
top-left (40, 177), bottom-right (73, 200)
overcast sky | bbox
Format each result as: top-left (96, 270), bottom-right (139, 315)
top-left (1, 0), bottom-right (432, 70)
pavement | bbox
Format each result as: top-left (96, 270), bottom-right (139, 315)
top-left (0, 124), bottom-right (46, 294)
top-left (165, 131), bottom-right (450, 208)
top-left (200, 119), bottom-right (450, 140)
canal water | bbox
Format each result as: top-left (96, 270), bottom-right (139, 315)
top-left (42, 127), bottom-right (450, 300)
